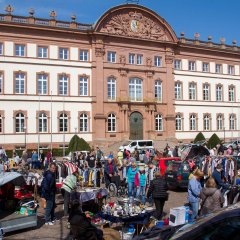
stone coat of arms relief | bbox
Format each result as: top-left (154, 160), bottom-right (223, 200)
top-left (99, 11), bottom-right (169, 41)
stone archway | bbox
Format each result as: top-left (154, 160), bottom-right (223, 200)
top-left (129, 111), bottom-right (143, 140)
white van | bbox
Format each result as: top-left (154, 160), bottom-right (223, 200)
top-left (119, 140), bottom-right (154, 153)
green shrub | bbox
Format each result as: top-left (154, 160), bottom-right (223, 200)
top-left (68, 135), bottom-right (91, 152)
top-left (194, 132), bottom-right (206, 143)
top-left (207, 133), bottom-right (221, 149)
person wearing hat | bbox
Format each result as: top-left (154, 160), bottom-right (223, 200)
top-left (61, 170), bottom-right (79, 217)
top-left (134, 165), bottom-right (147, 204)
top-left (127, 161), bottom-right (139, 197)
top-left (212, 164), bottom-right (228, 189)
top-left (188, 169), bottom-right (204, 220)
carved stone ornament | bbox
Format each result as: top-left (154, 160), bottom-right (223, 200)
top-left (95, 47), bottom-right (105, 57)
top-left (119, 55), bottom-right (126, 65)
top-left (119, 68), bottom-right (128, 77)
top-left (165, 55), bottom-right (174, 64)
top-left (99, 10), bottom-right (168, 41)
top-left (146, 57), bottom-right (152, 67)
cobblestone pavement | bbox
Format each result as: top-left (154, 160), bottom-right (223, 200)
top-left (3, 189), bottom-right (187, 240)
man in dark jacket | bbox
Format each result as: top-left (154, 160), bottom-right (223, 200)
top-left (104, 157), bottom-right (118, 188)
top-left (41, 163), bottom-right (57, 225)
top-left (212, 164), bottom-right (228, 189)
top-left (147, 172), bottom-right (168, 220)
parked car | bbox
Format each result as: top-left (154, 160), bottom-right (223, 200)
top-left (154, 157), bottom-right (181, 176)
top-left (119, 140), bottom-right (154, 153)
top-left (164, 161), bottom-right (191, 189)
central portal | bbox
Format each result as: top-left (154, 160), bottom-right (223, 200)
top-left (129, 112), bottom-right (143, 140)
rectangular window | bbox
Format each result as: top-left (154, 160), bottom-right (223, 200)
top-left (189, 83), bottom-right (196, 100)
top-left (174, 60), bottom-right (181, 70)
top-left (0, 43), bottom-right (3, 55)
top-left (137, 54), bottom-right (143, 65)
top-left (203, 84), bottom-right (210, 101)
top-left (155, 81), bottom-right (162, 102)
top-left (37, 74), bottom-right (48, 95)
top-left (175, 82), bottom-right (182, 100)
top-left (15, 44), bottom-right (25, 57)
top-left (107, 78), bottom-right (116, 100)
top-left (0, 73), bottom-right (3, 94)
top-left (0, 115), bottom-right (2, 133)
top-left (80, 50), bottom-right (88, 61)
top-left (129, 78), bottom-right (142, 101)
top-left (154, 56), bottom-right (161, 67)
top-left (59, 75), bottom-right (68, 95)
top-left (79, 76), bottom-right (88, 96)
top-left (129, 53), bottom-right (135, 64)
top-left (15, 73), bottom-right (25, 94)
top-left (38, 46), bottom-right (48, 58)
top-left (202, 62), bottom-right (209, 72)
top-left (229, 86), bottom-right (235, 102)
top-left (216, 64), bottom-right (222, 73)
top-left (188, 61), bottom-right (196, 71)
top-left (216, 85), bottom-right (223, 101)
top-left (228, 65), bottom-right (234, 75)
top-left (107, 51), bottom-right (116, 63)
top-left (59, 48), bottom-right (69, 60)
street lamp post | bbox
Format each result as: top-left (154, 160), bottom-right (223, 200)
top-left (23, 126), bottom-right (27, 149)
top-left (223, 127), bottom-right (226, 143)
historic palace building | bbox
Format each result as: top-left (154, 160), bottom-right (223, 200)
top-left (0, 4), bottom-right (240, 149)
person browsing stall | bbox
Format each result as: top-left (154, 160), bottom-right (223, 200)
top-left (135, 165), bottom-right (147, 204)
top-left (61, 170), bottom-right (79, 217)
top-left (127, 161), bottom-right (139, 197)
top-left (104, 157), bottom-right (118, 188)
top-left (212, 164), bottom-right (229, 189)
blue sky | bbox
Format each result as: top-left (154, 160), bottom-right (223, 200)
top-left (0, 0), bottom-right (239, 44)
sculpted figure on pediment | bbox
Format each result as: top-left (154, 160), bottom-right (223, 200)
top-left (99, 11), bottom-right (168, 41)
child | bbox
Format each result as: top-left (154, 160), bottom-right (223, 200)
top-left (135, 165), bottom-right (147, 204)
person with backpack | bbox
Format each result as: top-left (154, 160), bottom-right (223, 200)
top-left (41, 163), bottom-right (57, 225)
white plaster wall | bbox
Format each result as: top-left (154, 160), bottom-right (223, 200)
top-left (4, 41), bottom-right (13, 56)
top-left (27, 43), bottom-right (36, 58)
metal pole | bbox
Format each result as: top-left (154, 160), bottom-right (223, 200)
top-left (38, 95), bottom-right (40, 160)
top-left (63, 96), bottom-right (65, 157)
top-left (50, 91), bottom-right (53, 152)
top-left (25, 128), bottom-right (27, 149)
top-left (238, 99), bottom-right (240, 140)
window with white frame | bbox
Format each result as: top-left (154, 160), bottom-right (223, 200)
top-left (229, 114), bottom-right (235, 130)
top-left (188, 61), bottom-right (196, 71)
top-left (79, 76), bottom-right (88, 96)
top-left (59, 48), bottom-right (69, 60)
top-left (154, 56), bottom-right (161, 67)
top-left (174, 59), bottom-right (181, 70)
top-left (129, 53), bottom-right (135, 64)
top-left (202, 62), bottom-right (209, 72)
top-left (38, 46), bottom-right (48, 58)
top-left (59, 113), bottom-right (68, 132)
top-left (190, 114), bottom-right (196, 131)
top-left (107, 51), bottom-right (116, 63)
top-left (59, 75), bottom-right (68, 95)
top-left (0, 73), bottom-right (3, 94)
top-left (107, 78), bottom-right (116, 100)
top-left (203, 115), bottom-right (210, 131)
top-left (228, 86), bottom-right (235, 102)
top-left (0, 115), bottom-right (2, 133)
top-left (228, 65), bottom-right (234, 75)
top-left (216, 64), bottom-right (222, 73)
top-left (137, 54), bottom-right (143, 65)
top-left (38, 112), bottom-right (47, 132)
top-left (155, 114), bottom-right (163, 131)
top-left (129, 78), bottom-right (142, 101)
top-left (175, 114), bottom-right (182, 131)
top-left (15, 73), bottom-right (25, 94)
top-left (80, 50), bottom-right (88, 61)
top-left (107, 113), bottom-right (116, 132)
top-left (189, 82), bottom-right (196, 100)
top-left (217, 114), bottom-right (223, 130)
top-left (175, 82), bottom-right (182, 100)
top-left (15, 113), bottom-right (25, 133)
top-left (80, 113), bottom-right (88, 132)
top-left (0, 43), bottom-right (3, 55)
top-left (155, 80), bottom-right (162, 102)
top-left (37, 74), bottom-right (48, 95)
top-left (15, 44), bottom-right (25, 57)
top-left (216, 85), bottom-right (223, 101)
top-left (203, 84), bottom-right (210, 101)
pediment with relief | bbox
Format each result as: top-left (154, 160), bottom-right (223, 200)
top-left (97, 10), bottom-right (171, 41)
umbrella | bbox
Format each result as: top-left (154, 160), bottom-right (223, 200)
top-left (181, 145), bottom-right (210, 161)
top-left (0, 172), bottom-right (25, 187)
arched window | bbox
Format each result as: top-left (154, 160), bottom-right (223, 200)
top-left (107, 78), bottom-right (116, 100)
top-left (155, 114), bottom-right (163, 131)
top-left (59, 113), bottom-right (68, 132)
top-left (155, 80), bottom-right (162, 102)
top-left (107, 114), bottom-right (116, 132)
top-left (203, 115), bottom-right (210, 131)
top-left (39, 112), bottom-right (47, 132)
top-left (190, 114), bottom-right (196, 131)
top-left (229, 114), bottom-right (235, 130)
top-left (80, 113), bottom-right (88, 132)
top-left (129, 78), bottom-right (142, 101)
top-left (16, 113), bottom-right (25, 133)
top-left (0, 114), bottom-right (2, 133)
top-left (176, 114), bottom-right (182, 131)
top-left (217, 114), bottom-right (223, 130)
